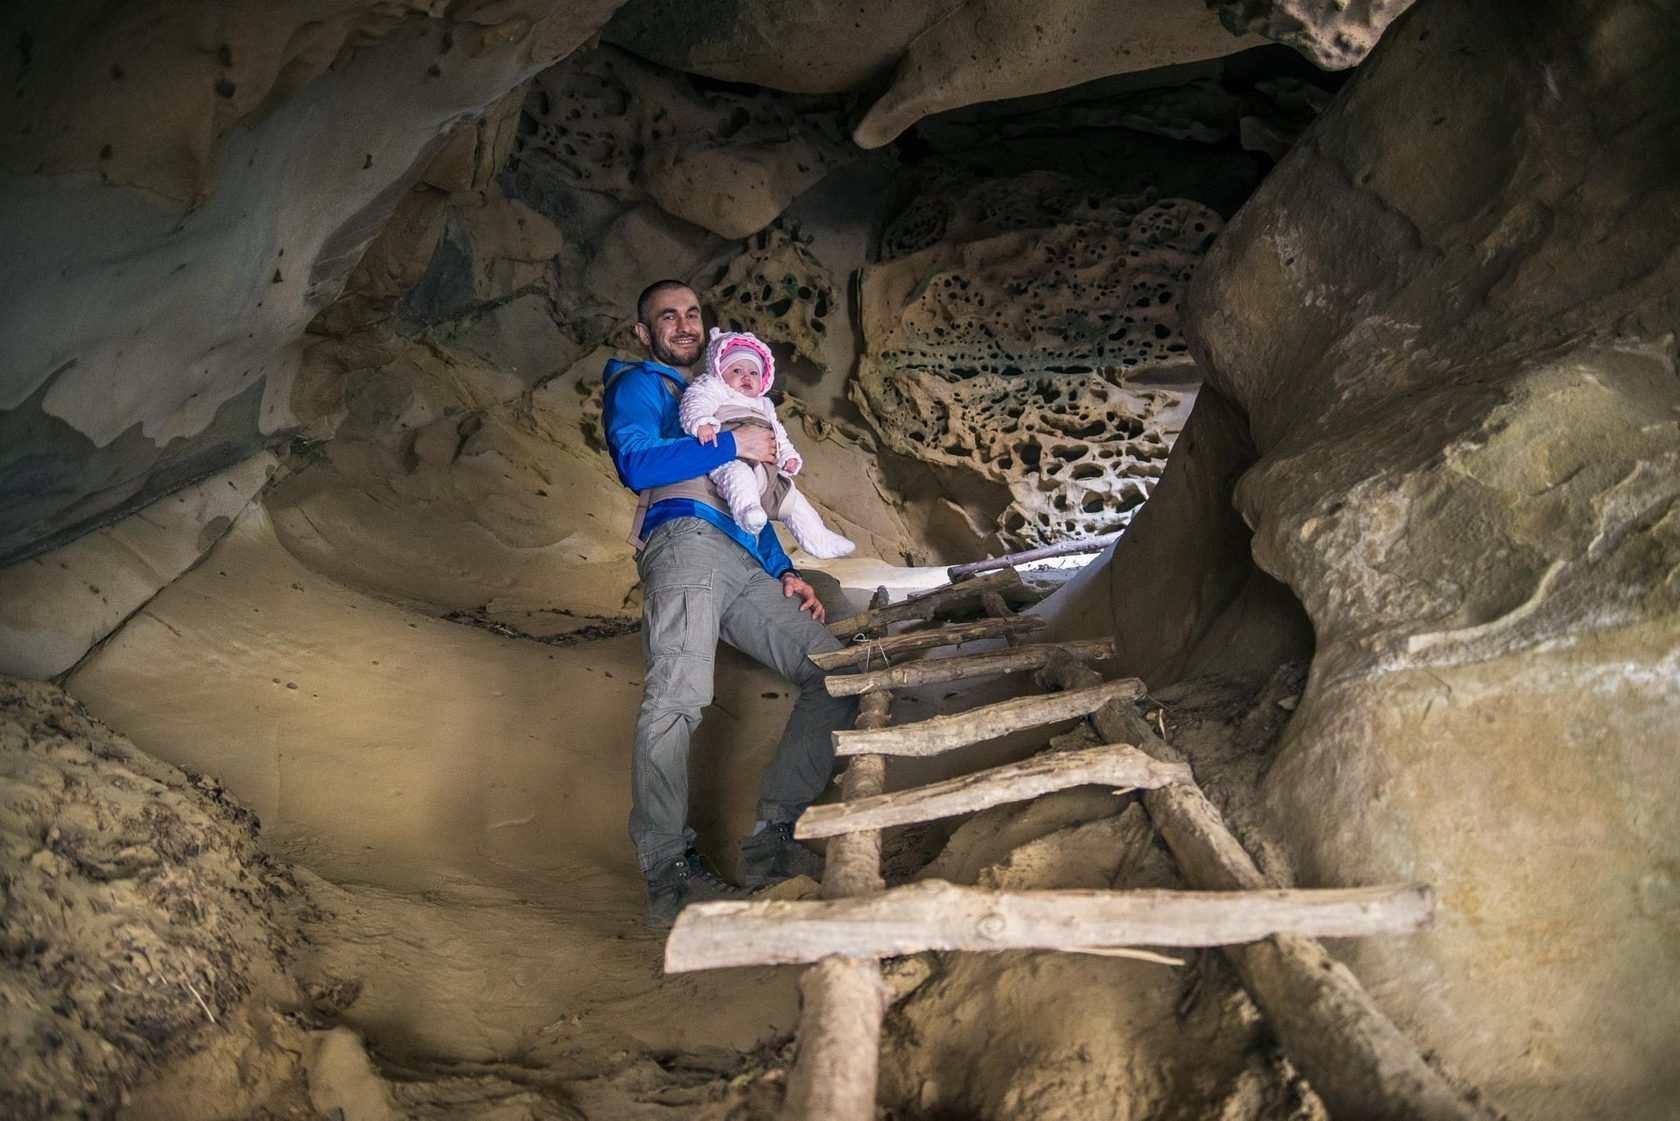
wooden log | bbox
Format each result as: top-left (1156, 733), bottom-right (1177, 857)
top-left (782, 664), bottom-right (891, 1121)
top-left (824, 638), bottom-right (1117, 697)
top-left (810, 615), bottom-right (1046, 671)
top-left (1040, 653), bottom-right (1485, 1121)
top-left (796, 744), bottom-right (1190, 839)
top-left (980, 589), bottom-right (1031, 649)
top-left (947, 532), bottom-right (1122, 581)
top-left (822, 691), bottom-right (891, 898)
top-left (663, 879), bottom-right (1436, 971)
top-left (782, 957), bottom-right (888, 1120)
top-left (833, 678), bottom-right (1144, 757)
top-left (826, 568), bottom-right (1022, 637)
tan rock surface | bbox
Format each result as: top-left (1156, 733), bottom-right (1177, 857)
top-left (1206, 0), bottom-right (1416, 69)
top-left (602, 0), bottom-right (963, 93)
top-left (853, 0), bottom-right (1258, 148)
top-left (512, 45), bottom-right (852, 240)
top-left (0, 452), bottom-right (276, 678)
top-left (1175, 0), bottom-right (1680, 1114)
top-left (64, 506), bottom-right (807, 1081)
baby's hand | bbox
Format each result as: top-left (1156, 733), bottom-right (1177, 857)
top-left (696, 424), bottom-right (718, 446)
top-left (781, 456), bottom-right (801, 475)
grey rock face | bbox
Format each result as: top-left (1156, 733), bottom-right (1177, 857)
top-left (0, 3), bottom-right (620, 566)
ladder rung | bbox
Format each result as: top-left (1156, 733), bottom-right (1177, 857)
top-left (810, 615), bottom-right (1046, 671)
top-left (825, 568), bottom-right (1024, 637)
top-left (796, 743), bottom-right (1189, 838)
top-left (664, 879), bottom-right (1437, 971)
top-left (825, 638), bottom-right (1116, 696)
top-left (832, 678), bottom-right (1144, 757)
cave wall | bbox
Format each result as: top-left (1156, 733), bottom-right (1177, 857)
top-left (0, 0), bottom-right (624, 567)
top-left (855, 177), bottom-right (1214, 547)
top-left (1062, 0), bottom-right (1679, 1114)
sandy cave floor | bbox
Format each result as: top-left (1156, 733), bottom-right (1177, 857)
top-left (62, 507), bottom-right (862, 1113)
top-left (11, 499), bottom-right (1323, 1120)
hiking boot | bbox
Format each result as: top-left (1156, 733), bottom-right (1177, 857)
top-left (738, 821), bottom-right (824, 890)
top-left (645, 848), bottom-right (749, 929)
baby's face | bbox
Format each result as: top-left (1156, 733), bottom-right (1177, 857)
top-left (721, 360), bottom-right (763, 397)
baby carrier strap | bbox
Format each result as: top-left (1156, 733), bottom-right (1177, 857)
top-left (608, 364), bottom-right (735, 550)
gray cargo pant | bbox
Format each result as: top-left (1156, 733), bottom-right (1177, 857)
top-left (629, 517), bottom-right (857, 874)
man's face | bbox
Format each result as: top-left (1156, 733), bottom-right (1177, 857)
top-left (634, 287), bottom-right (703, 370)
top-left (721, 359), bottom-right (762, 397)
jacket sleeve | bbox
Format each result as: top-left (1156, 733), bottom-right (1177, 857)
top-left (678, 375), bottom-right (725, 435)
top-left (604, 368), bottom-right (737, 490)
top-left (756, 522), bottom-right (794, 578)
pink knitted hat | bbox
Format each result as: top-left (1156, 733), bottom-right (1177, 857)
top-left (704, 328), bottom-right (775, 393)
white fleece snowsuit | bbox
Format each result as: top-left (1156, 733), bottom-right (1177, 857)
top-left (679, 332), bottom-right (854, 559)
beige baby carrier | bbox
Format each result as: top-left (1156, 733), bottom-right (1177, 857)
top-left (620, 379), bottom-right (794, 550)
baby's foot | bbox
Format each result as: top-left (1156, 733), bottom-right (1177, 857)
top-left (794, 526), bottom-right (855, 559)
top-left (739, 507), bottom-right (769, 534)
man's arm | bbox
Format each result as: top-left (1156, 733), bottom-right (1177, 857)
top-left (755, 521), bottom-right (794, 578)
top-left (603, 368), bottom-right (737, 490)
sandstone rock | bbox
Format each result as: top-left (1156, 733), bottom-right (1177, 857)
top-left (706, 223), bottom-right (836, 368)
top-left (883, 802), bottom-right (1323, 1121)
top-left (1039, 391), bottom-right (1313, 687)
top-left (1207, 0), bottom-right (1415, 69)
top-left (918, 73), bottom-right (1243, 152)
top-left (307, 1028), bottom-right (397, 1121)
top-left (0, 453), bottom-right (278, 679)
top-left (853, 0), bottom-right (1259, 148)
top-left (602, 0), bottom-right (960, 93)
top-left (855, 173), bottom-right (1216, 547)
top-left (0, 2), bottom-right (623, 566)
top-left (512, 44), bottom-right (853, 239)
top-left (1179, 0), bottom-right (1680, 1114)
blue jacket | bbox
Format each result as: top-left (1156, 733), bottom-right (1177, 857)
top-left (601, 357), bottom-right (793, 577)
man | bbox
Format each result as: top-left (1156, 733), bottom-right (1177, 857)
top-left (602, 279), bottom-right (857, 927)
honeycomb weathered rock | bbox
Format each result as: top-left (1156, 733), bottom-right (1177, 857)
top-left (856, 172), bottom-right (1216, 546)
top-left (507, 44), bottom-right (852, 240)
top-left (706, 223), bottom-right (836, 366)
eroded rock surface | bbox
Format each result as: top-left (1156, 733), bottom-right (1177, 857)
top-left (602, 0), bottom-right (960, 93)
top-left (509, 44), bottom-right (852, 241)
top-left (0, 2), bottom-right (624, 568)
top-left (853, 0), bottom-right (1257, 148)
top-left (856, 173), bottom-right (1213, 545)
top-left (1207, 0), bottom-right (1415, 69)
top-left (1177, 0), bottom-right (1680, 1114)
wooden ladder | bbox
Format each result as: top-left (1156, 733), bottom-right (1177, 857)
top-left (666, 569), bottom-right (1484, 1121)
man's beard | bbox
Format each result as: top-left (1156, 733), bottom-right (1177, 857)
top-left (651, 333), bottom-right (701, 369)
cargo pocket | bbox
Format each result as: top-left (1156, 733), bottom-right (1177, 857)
top-left (642, 580), bottom-right (716, 662)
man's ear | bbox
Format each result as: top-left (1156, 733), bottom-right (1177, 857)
top-left (632, 321), bottom-right (651, 348)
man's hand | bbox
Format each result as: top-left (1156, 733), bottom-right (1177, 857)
top-left (782, 572), bottom-right (825, 622)
top-left (732, 426), bottom-right (777, 463)
top-left (696, 423), bottom-right (718, 445)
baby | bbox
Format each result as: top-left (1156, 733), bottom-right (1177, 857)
top-left (680, 329), bottom-right (855, 559)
